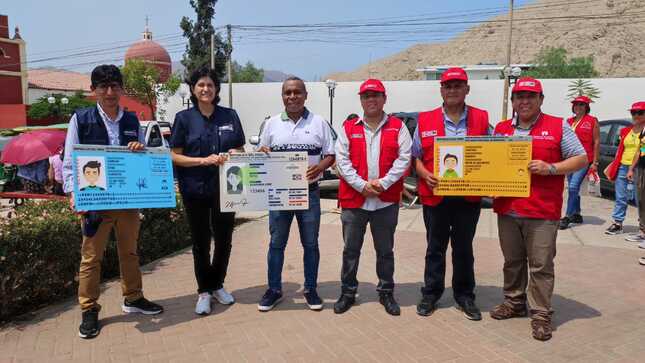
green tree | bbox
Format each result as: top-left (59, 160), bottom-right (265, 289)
top-left (180, 0), bottom-right (228, 80)
top-left (121, 59), bottom-right (181, 119)
top-left (523, 47), bottom-right (598, 79)
top-left (567, 79), bottom-right (601, 101)
top-left (232, 61), bottom-right (264, 83)
top-left (27, 91), bottom-right (95, 121)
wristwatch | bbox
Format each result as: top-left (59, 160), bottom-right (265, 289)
top-left (548, 164), bottom-right (557, 175)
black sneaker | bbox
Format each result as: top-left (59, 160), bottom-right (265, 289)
top-left (571, 214), bottom-right (583, 224)
top-left (304, 289), bottom-right (323, 311)
top-left (456, 299), bottom-right (482, 321)
top-left (122, 297), bottom-right (163, 315)
top-left (333, 294), bottom-right (355, 314)
top-left (605, 223), bottom-right (624, 235)
top-left (416, 295), bottom-right (438, 316)
top-left (559, 216), bottom-right (571, 230)
top-left (79, 308), bottom-right (100, 339)
top-left (379, 292), bottom-right (400, 316)
top-left (258, 289), bottom-right (282, 312)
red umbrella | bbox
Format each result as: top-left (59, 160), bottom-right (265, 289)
top-left (0, 130), bottom-right (66, 165)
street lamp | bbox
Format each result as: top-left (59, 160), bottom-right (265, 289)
top-left (178, 89), bottom-right (191, 110)
top-left (325, 79), bottom-right (337, 125)
top-left (504, 66), bottom-right (522, 119)
top-left (47, 96), bottom-right (69, 123)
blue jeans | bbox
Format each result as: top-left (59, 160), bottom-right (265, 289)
top-left (565, 165), bottom-right (589, 217)
top-left (611, 165), bottom-right (636, 223)
top-left (267, 188), bottom-right (321, 291)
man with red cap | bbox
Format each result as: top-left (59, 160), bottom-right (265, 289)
top-left (491, 77), bottom-right (587, 341)
top-left (334, 79), bottom-right (411, 316)
top-left (412, 67), bottom-right (489, 321)
top-left (625, 102), bottom-right (645, 246)
top-left (559, 95), bottom-right (600, 230)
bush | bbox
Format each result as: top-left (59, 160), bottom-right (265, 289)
top-left (0, 199), bottom-right (191, 322)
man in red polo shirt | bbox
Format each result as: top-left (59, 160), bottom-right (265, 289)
top-left (491, 77), bottom-right (587, 341)
top-left (333, 79), bottom-right (411, 316)
top-left (412, 67), bottom-right (490, 321)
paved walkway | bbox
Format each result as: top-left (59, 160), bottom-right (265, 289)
top-left (2, 194), bottom-right (645, 363)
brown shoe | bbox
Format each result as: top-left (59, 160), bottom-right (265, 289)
top-left (490, 302), bottom-right (528, 320)
top-left (531, 318), bottom-right (553, 341)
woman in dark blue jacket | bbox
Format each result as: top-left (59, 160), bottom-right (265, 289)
top-left (169, 67), bottom-right (245, 315)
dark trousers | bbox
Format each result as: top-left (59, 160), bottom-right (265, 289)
top-left (183, 193), bottom-right (235, 294)
top-left (340, 204), bottom-right (399, 295)
top-left (422, 198), bottom-right (481, 302)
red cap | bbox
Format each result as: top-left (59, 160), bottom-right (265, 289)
top-left (512, 77), bottom-right (543, 94)
top-left (630, 102), bottom-right (645, 112)
top-left (571, 96), bottom-right (592, 104)
top-left (358, 79), bottom-right (386, 95)
top-left (440, 67), bottom-right (468, 83)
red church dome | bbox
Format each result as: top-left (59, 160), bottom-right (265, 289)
top-left (124, 22), bottom-right (171, 82)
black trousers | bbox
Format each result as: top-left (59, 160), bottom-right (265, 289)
top-left (183, 192), bottom-right (235, 294)
top-left (422, 198), bottom-right (481, 302)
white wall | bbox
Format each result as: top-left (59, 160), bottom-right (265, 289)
top-left (28, 88), bottom-right (82, 104)
top-left (159, 79), bottom-right (645, 141)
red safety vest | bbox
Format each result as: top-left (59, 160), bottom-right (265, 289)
top-left (416, 106), bottom-right (489, 206)
top-left (493, 113), bottom-right (565, 220)
top-left (338, 116), bottom-right (405, 209)
top-left (567, 114), bottom-right (597, 163)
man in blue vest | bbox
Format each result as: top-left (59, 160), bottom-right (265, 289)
top-left (62, 65), bottom-right (163, 339)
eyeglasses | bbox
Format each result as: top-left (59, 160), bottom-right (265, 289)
top-left (96, 82), bottom-right (122, 91)
top-left (632, 110), bottom-right (645, 116)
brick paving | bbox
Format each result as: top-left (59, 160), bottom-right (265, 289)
top-left (2, 198), bottom-right (645, 363)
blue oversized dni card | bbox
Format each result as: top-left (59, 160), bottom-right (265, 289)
top-left (72, 145), bottom-right (176, 211)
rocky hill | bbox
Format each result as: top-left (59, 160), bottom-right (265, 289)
top-left (326, 0), bottom-right (645, 81)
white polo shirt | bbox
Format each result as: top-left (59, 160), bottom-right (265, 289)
top-left (258, 108), bottom-right (335, 183)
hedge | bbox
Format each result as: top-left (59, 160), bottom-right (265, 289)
top-left (0, 199), bottom-right (192, 322)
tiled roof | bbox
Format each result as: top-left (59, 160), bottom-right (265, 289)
top-left (28, 69), bottom-right (91, 92)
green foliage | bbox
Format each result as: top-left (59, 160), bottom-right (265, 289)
top-left (0, 199), bottom-right (191, 322)
top-left (567, 79), bottom-right (601, 101)
top-left (232, 61), bottom-right (264, 83)
top-left (121, 59), bottom-right (181, 119)
top-left (523, 47), bottom-right (599, 79)
top-left (27, 91), bottom-right (94, 121)
top-left (180, 0), bottom-right (228, 80)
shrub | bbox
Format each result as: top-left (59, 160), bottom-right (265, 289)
top-left (0, 199), bottom-right (191, 322)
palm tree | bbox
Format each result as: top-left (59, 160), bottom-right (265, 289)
top-left (567, 79), bottom-right (601, 101)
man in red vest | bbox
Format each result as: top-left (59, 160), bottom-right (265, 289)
top-left (491, 77), bottom-right (587, 341)
top-left (333, 79), bottom-right (412, 316)
top-left (412, 67), bottom-right (489, 321)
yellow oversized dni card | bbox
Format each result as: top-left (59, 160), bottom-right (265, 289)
top-left (433, 136), bottom-right (532, 197)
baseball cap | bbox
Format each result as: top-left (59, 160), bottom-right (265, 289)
top-left (571, 96), bottom-right (592, 104)
top-left (358, 79), bottom-right (386, 95)
top-left (629, 102), bottom-right (645, 112)
top-left (440, 67), bottom-right (468, 83)
top-left (512, 77), bottom-right (543, 94)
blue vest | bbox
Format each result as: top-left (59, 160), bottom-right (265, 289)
top-left (75, 106), bottom-right (140, 146)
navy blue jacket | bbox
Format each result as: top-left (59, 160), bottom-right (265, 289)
top-left (75, 106), bottom-right (140, 146)
top-left (169, 106), bottom-right (245, 198)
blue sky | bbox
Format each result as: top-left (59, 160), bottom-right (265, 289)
top-left (3, 0), bottom-right (533, 79)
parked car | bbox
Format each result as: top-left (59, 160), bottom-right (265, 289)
top-left (139, 120), bottom-right (170, 148)
top-left (597, 119), bottom-right (632, 197)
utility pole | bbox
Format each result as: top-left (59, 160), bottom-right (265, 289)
top-left (226, 24), bottom-right (233, 108)
top-left (210, 33), bottom-right (215, 70)
top-left (501, 0), bottom-right (514, 120)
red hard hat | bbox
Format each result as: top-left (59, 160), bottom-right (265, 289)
top-left (630, 102), bottom-right (645, 112)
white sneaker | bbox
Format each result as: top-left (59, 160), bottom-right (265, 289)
top-left (213, 287), bottom-right (235, 305)
top-left (639, 242), bottom-right (645, 249)
top-left (195, 293), bottom-right (212, 315)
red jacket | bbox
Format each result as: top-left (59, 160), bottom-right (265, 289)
top-left (567, 114), bottom-right (598, 163)
top-left (604, 126), bottom-right (633, 182)
top-left (416, 106), bottom-right (489, 206)
top-left (493, 114), bottom-right (566, 220)
top-left (338, 116), bottom-right (405, 209)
